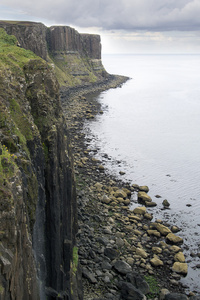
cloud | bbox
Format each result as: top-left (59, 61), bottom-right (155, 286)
top-left (1, 0), bottom-right (200, 31)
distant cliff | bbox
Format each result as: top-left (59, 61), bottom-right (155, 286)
top-left (0, 21), bottom-right (108, 87)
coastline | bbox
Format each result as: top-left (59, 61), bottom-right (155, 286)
top-left (61, 76), bottom-right (195, 299)
top-left (60, 74), bottom-right (130, 101)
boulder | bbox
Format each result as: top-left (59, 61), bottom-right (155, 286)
top-left (171, 225), bottom-right (180, 233)
top-left (124, 199), bottom-right (131, 205)
top-left (122, 188), bottom-right (132, 196)
top-left (101, 195), bottom-right (112, 204)
top-left (138, 186), bottom-right (149, 193)
top-left (114, 260), bottom-right (132, 275)
top-left (114, 189), bottom-right (127, 198)
top-left (174, 252), bottom-right (185, 263)
top-left (128, 215), bottom-right (142, 222)
top-left (138, 191), bottom-right (152, 203)
top-left (126, 272), bottom-right (150, 295)
top-left (160, 288), bottom-right (170, 300)
top-left (136, 248), bottom-right (148, 259)
top-left (104, 247), bottom-right (118, 260)
top-left (94, 182), bottom-right (103, 191)
top-left (162, 199), bottom-right (170, 207)
top-left (166, 233), bottom-right (183, 245)
top-left (120, 282), bottom-right (146, 300)
top-left (151, 222), bottom-right (171, 236)
top-left (98, 165), bottom-right (105, 171)
top-left (150, 255), bottom-right (163, 267)
top-left (152, 247), bottom-right (162, 254)
top-left (165, 293), bottom-right (188, 300)
top-left (82, 267), bottom-right (97, 284)
top-left (144, 213), bottom-right (153, 220)
top-left (170, 245), bottom-right (181, 253)
top-left (147, 230), bottom-right (161, 238)
top-left (116, 238), bottom-right (125, 247)
top-left (133, 229), bottom-right (143, 236)
top-left (190, 296), bottom-right (200, 300)
top-left (133, 207), bottom-right (146, 215)
top-left (172, 262), bottom-right (188, 275)
top-left (101, 261), bottom-right (112, 270)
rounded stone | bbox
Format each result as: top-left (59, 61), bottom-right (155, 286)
top-left (138, 191), bottom-right (152, 202)
top-left (166, 233), bottom-right (183, 245)
top-left (133, 206), bottom-right (146, 215)
top-left (152, 247), bottom-right (162, 254)
top-left (138, 186), bottom-right (149, 193)
top-left (174, 252), bottom-right (186, 263)
top-left (114, 260), bottom-right (132, 274)
top-left (152, 222), bottom-right (171, 236)
top-left (150, 255), bottom-right (164, 267)
top-left (162, 199), bottom-right (170, 207)
top-left (147, 230), bottom-right (161, 238)
top-left (136, 247), bottom-right (148, 259)
top-left (114, 189), bottom-right (127, 198)
top-left (172, 262), bottom-right (188, 275)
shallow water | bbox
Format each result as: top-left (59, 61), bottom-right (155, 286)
top-left (83, 54), bottom-right (200, 292)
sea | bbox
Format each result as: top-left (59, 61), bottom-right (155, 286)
top-left (83, 54), bottom-right (200, 292)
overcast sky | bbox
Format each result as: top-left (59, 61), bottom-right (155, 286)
top-left (1, 0), bottom-right (200, 54)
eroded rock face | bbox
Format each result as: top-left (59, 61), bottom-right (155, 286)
top-left (48, 26), bottom-right (82, 54)
top-left (0, 21), bottom-right (102, 61)
top-left (81, 34), bottom-right (101, 59)
top-left (0, 30), bottom-right (79, 299)
top-left (0, 21), bottom-right (48, 60)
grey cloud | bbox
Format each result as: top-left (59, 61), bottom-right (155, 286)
top-left (2, 0), bottom-right (200, 31)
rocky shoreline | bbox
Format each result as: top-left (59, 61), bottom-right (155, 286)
top-left (61, 75), bottom-right (200, 300)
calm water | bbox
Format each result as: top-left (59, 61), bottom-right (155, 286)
top-left (84, 54), bottom-right (200, 292)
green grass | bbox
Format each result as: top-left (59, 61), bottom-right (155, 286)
top-left (144, 275), bottom-right (160, 298)
top-left (0, 144), bottom-right (17, 185)
top-left (9, 98), bottom-right (33, 141)
top-left (72, 246), bottom-right (79, 274)
top-left (0, 28), bottom-right (41, 72)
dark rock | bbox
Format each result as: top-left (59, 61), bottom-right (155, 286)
top-left (89, 249), bottom-right (96, 259)
top-left (162, 199), bottom-right (170, 207)
top-left (120, 282), bottom-right (145, 300)
top-left (190, 296), bottom-right (200, 300)
top-left (165, 293), bottom-right (188, 300)
top-left (97, 236), bottom-right (110, 246)
top-left (126, 272), bottom-right (150, 295)
top-left (104, 248), bottom-right (118, 260)
top-left (82, 267), bottom-right (97, 284)
top-left (101, 261), bottom-right (112, 270)
top-left (114, 260), bottom-right (132, 275)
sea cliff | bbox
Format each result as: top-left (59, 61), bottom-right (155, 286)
top-left (0, 21), bottom-right (127, 299)
top-left (0, 21), bottom-right (194, 300)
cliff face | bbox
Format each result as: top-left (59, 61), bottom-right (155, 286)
top-left (47, 26), bottom-right (106, 86)
top-left (0, 21), bottom-right (107, 87)
top-left (48, 26), bottom-right (101, 59)
top-left (0, 21), bottom-right (48, 60)
top-left (0, 28), bottom-right (79, 299)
